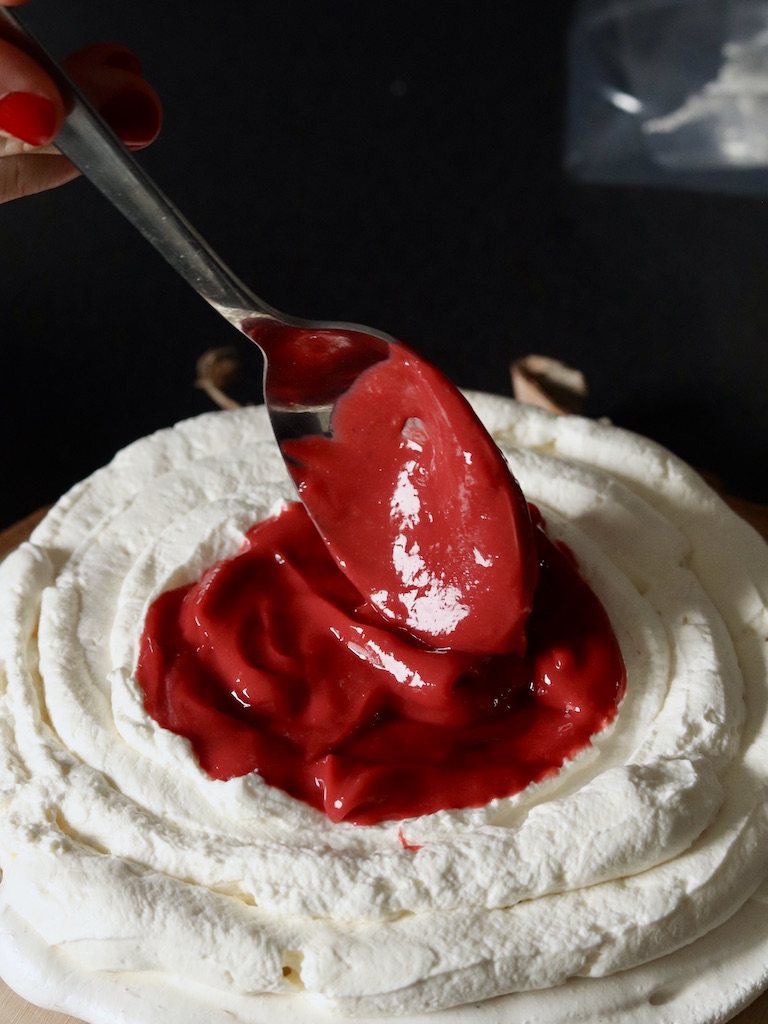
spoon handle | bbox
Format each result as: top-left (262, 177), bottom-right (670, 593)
top-left (0, 8), bottom-right (281, 329)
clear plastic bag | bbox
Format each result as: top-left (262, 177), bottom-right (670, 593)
top-left (565, 0), bottom-right (768, 193)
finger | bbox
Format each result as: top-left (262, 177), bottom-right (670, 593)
top-left (0, 35), bottom-right (162, 204)
top-left (0, 36), bottom-right (161, 149)
top-left (0, 37), bottom-right (64, 145)
top-left (64, 40), bottom-right (143, 76)
top-left (63, 43), bottom-right (162, 149)
top-left (0, 152), bottom-right (79, 202)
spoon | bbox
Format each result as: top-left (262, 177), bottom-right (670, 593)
top-left (0, 8), bottom-right (539, 654)
top-left (0, 6), bottom-right (391, 442)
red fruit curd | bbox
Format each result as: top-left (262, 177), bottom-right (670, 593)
top-left (136, 340), bottom-right (626, 825)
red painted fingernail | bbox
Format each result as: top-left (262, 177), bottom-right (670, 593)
top-left (101, 47), bottom-right (143, 75)
top-left (0, 91), bottom-right (57, 146)
top-left (99, 88), bottom-right (161, 145)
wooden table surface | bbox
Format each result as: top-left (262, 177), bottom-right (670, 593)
top-left (2, 498), bottom-right (768, 1024)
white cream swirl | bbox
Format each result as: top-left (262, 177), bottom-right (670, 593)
top-left (0, 395), bottom-right (767, 1022)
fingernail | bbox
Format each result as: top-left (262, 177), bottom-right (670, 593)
top-left (101, 47), bottom-right (143, 75)
top-left (99, 88), bottom-right (161, 146)
top-left (0, 91), bottom-right (57, 146)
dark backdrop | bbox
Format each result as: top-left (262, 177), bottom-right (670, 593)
top-left (2, 0), bottom-right (767, 531)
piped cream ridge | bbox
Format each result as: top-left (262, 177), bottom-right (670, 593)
top-left (0, 395), bottom-right (767, 1021)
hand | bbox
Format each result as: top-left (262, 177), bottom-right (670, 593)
top-left (0, 0), bottom-right (161, 202)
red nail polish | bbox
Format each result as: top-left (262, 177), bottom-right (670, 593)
top-left (99, 89), bottom-right (161, 146)
top-left (101, 47), bottom-right (143, 75)
top-left (0, 91), bottom-right (57, 146)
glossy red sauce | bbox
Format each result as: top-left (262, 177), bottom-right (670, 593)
top-left (137, 501), bottom-right (626, 825)
top-left (136, 340), bottom-right (625, 825)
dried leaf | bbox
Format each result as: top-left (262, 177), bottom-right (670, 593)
top-left (510, 355), bottom-right (588, 416)
top-left (194, 346), bottom-right (244, 410)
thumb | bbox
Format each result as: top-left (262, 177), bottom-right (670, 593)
top-left (0, 35), bottom-right (64, 145)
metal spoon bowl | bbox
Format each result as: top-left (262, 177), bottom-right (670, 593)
top-left (0, 7), bottom-right (395, 446)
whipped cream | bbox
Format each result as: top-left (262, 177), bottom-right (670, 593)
top-left (0, 394), bottom-right (767, 1023)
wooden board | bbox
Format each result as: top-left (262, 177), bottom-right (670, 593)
top-left (2, 504), bottom-right (768, 1024)
top-left (0, 980), bottom-right (80, 1024)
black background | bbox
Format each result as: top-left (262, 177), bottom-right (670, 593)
top-left (1, 0), bottom-right (767, 531)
